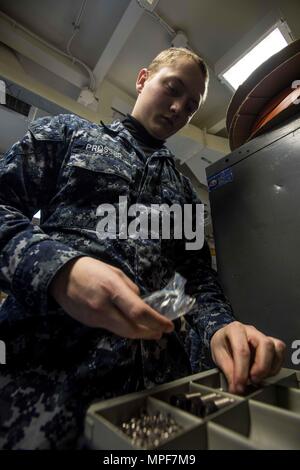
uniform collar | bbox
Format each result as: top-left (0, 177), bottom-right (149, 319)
top-left (101, 120), bottom-right (175, 160)
top-left (121, 114), bottom-right (165, 149)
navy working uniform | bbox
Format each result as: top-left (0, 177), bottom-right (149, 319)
top-left (0, 113), bottom-right (234, 449)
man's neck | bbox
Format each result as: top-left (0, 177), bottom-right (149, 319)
top-left (121, 114), bottom-right (165, 149)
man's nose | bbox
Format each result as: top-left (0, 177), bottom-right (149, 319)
top-left (170, 100), bottom-right (183, 114)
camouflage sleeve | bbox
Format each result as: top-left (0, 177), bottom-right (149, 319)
top-left (0, 114), bottom-right (85, 314)
top-left (175, 177), bottom-right (235, 354)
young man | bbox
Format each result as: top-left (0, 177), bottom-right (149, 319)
top-left (0, 48), bottom-right (285, 449)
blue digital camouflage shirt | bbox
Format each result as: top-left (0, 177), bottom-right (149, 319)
top-left (0, 114), bottom-right (234, 449)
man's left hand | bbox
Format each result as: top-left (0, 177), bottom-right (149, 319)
top-left (210, 321), bottom-right (286, 394)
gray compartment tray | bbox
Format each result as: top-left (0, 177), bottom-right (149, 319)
top-left (85, 367), bottom-right (300, 450)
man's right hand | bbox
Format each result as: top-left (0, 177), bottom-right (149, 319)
top-left (49, 257), bottom-right (174, 340)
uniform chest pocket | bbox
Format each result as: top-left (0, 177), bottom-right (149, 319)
top-left (65, 152), bottom-right (133, 204)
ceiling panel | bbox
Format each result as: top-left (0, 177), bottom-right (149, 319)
top-left (0, 0), bottom-right (299, 146)
top-left (0, 0), bottom-right (131, 67)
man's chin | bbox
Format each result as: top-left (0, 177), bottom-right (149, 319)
top-left (148, 128), bottom-right (166, 140)
top-left (150, 125), bottom-right (175, 141)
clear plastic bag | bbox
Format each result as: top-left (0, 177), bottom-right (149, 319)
top-left (143, 272), bottom-right (196, 321)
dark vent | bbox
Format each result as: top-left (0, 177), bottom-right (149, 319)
top-left (3, 94), bottom-right (31, 117)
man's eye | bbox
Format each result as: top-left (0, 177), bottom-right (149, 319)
top-left (167, 84), bottom-right (177, 94)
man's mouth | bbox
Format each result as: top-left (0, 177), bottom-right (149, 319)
top-left (161, 116), bottom-right (174, 126)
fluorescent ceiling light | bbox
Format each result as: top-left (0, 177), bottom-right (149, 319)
top-left (222, 27), bottom-right (289, 90)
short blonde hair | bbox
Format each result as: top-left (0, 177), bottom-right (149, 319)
top-left (148, 47), bottom-right (209, 102)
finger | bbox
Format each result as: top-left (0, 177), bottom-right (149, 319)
top-left (100, 303), bottom-right (164, 340)
top-left (268, 337), bottom-right (286, 376)
top-left (111, 281), bottom-right (174, 332)
top-left (212, 342), bottom-right (235, 393)
top-left (248, 334), bottom-right (276, 383)
top-left (226, 324), bottom-right (251, 393)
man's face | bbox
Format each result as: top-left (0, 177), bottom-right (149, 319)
top-left (132, 57), bottom-right (206, 140)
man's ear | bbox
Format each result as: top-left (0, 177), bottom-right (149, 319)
top-left (136, 68), bottom-right (149, 94)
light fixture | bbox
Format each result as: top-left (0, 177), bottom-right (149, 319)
top-left (137, 0), bottom-right (160, 12)
top-left (218, 20), bottom-right (292, 91)
top-left (77, 87), bottom-right (99, 111)
top-left (171, 31), bottom-right (189, 48)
